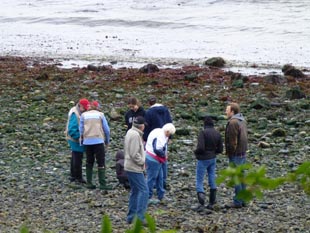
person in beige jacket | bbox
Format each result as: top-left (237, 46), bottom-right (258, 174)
top-left (124, 116), bottom-right (148, 224)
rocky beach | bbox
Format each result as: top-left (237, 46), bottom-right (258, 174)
top-left (0, 56), bottom-right (309, 232)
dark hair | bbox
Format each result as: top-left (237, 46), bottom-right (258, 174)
top-left (127, 96), bottom-right (140, 106)
top-left (204, 116), bottom-right (214, 127)
top-left (228, 102), bottom-right (240, 114)
top-left (148, 95), bottom-right (157, 105)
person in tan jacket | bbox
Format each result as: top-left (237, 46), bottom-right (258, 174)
top-left (124, 116), bottom-right (148, 224)
top-left (79, 101), bottom-right (111, 190)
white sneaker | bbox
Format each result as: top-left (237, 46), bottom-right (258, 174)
top-left (148, 198), bottom-right (160, 205)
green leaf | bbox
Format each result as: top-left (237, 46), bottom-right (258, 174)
top-left (20, 225), bottom-right (29, 233)
top-left (145, 213), bottom-right (156, 233)
top-left (101, 215), bottom-right (112, 233)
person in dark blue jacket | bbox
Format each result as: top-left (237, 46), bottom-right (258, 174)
top-left (124, 96), bottom-right (145, 132)
top-left (143, 95), bottom-right (173, 190)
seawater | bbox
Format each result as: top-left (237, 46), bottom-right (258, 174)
top-left (0, 0), bottom-right (309, 71)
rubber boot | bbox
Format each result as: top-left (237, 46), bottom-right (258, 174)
top-left (206, 189), bottom-right (217, 210)
top-left (98, 168), bottom-right (112, 190)
top-left (86, 166), bottom-right (96, 189)
top-left (192, 192), bottom-right (205, 212)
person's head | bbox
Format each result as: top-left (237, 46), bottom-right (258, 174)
top-left (226, 102), bottom-right (240, 118)
top-left (127, 96), bottom-right (140, 112)
top-left (162, 123), bottom-right (176, 137)
top-left (133, 116), bottom-right (146, 131)
top-left (78, 98), bottom-right (90, 112)
top-left (148, 95), bottom-right (157, 106)
top-left (204, 116), bottom-right (214, 127)
top-left (90, 100), bottom-right (100, 110)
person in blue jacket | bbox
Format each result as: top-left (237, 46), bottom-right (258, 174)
top-left (65, 98), bottom-right (90, 183)
top-left (143, 95), bottom-right (173, 190)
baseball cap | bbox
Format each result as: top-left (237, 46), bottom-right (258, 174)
top-left (133, 116), bottom-right (146, 125)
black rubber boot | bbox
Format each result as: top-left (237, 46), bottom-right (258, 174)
top-left (191, 192), bottom-right (205, 212)
top-left (206, 189), bottom-right (217, 210)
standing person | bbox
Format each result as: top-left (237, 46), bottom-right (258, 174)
top-left (124, 116), bottom-right (148, 224)
top-left (143, 95), bottom-right (173, 190)
top-left (79, 101), bottom-right (112, 190)
top-left (145, 123), bottom-right (176, 204)
top-left (193, 116), bottom-right (223, 211)
top-left (225, 102), bottom-right (248, 208)
top-left (65, 98), bottom-right (90, 183)
top-left (124, 96), bottom-right (145, 132)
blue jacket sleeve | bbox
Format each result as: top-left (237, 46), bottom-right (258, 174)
top-left (68, 113), bottom-right (80, 140)
top-left (152, 138), bottom-right (166, 157)
top-left (102, 116), bottom-right (110, 144)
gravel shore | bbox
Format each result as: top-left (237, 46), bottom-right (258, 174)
top-left (0, 56), bottom-right (309, 232)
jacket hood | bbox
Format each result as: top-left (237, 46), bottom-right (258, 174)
top-left (231, 113), bottom-right (245, 121)
top-left (116, 150), bottom-right (124, 160)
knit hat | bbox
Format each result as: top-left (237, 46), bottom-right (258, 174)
top-left (79, 98), bottom-right (90, 110)
top-left (91, 100), bottom-right (100, 108)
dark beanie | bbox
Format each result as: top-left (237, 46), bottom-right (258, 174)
top-left (204, 116), bottom-right (214, 127)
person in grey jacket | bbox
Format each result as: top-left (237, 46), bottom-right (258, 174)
top-left (194, 116), bottom-right (223, 211)
top-left (124, 116), bottom-right (148, 224)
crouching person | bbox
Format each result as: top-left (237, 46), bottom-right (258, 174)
top-left (79, 101), bottom-right (112, 190)
top-left (116, 150), bottom-right (130, 189)
top-left (193, 116), bottom-right (223, 211)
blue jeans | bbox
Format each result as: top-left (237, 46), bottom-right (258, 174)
top-left (146, 156), bottom-right (165, 200)
top-left (229, 156), bottom-right (246, 205)
top-left (162, 161), bottom-right (168, 188)
top-left (196, 158), bottom-right (216, 193)
top-left (126, 171), bottom-right (148, 223)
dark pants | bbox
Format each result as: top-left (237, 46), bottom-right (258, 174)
top-left (86, 143), bottom-right (105, 169)
top-left (70, 151), bottom-right (83, 179)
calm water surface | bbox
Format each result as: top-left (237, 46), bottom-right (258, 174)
top-left (0, 0), bottom-right (309, 70)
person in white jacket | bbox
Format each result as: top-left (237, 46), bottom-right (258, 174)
top-left (145, 123), bottom-right (176, 204)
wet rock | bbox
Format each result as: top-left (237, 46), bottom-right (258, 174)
top-left (204, 57), bottom-right (225, 67)
top-left (250, 98), bottom-right (271, 109)
top-left (272, 128), bottom-right (286, 137)
top-left (258, 141), bottom-right (271, 148)
top-left (264, 74), bottom-right (286, 84)
top-left (139, 64), bottom-right (159, 73)
top-left (285, 86), bottom-right (306, 99)
top-left (282, 64), bottom-right (305, 78)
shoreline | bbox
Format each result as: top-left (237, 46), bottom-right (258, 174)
top-left (3, 54), bottom-right (310, 77)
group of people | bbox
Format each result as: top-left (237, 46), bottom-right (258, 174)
top-left (65, 96), bottom-right (248, 224)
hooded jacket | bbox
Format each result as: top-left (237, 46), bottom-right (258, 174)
top-left (194, 126), bottom-right (223, 160)
top-left (124, 106), bottom-right (145, 132)
top-left (225, 113), bottom-right (248, 157)
top-left (65, 104), bottom-right (85, 153)
top-left (143, 104), bottom-right (172, 141)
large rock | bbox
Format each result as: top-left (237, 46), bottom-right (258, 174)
top-left (204, 57), bottom-right (226, 67)
top-left (139, 64), bottom-right (159, 73)
top-left (282, 64), bottom-right (305, 78)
